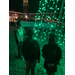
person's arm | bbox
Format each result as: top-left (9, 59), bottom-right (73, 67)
top-left (37, 43), bottom-right (40, 62)
top-left (10, 22), bottom-right (12, 26)
top-left (57, 47), bottom-right (62, 61)
top-left (16, 30), bottom-right (20, 44)
top-left (42, 46), bottom-right (45, 58)
top-left (22, 39), bottom-right (28, 55)
top-left (23, 28), bottom-right (25, 36)
top-left (23, 28), bottom-right (26, 40)
top-left (42, 44), bottom-right (47, 59)
top-left (22, 41), bottom-right (25, 56)
top-left (14, 30), bottom-right (18, 45)
top-left (54, 46), bottom-right (62, 65)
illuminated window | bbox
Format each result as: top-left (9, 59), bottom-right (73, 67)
top-left (23, 0), bottom-right (28, 3)
top-left (15, 14), bottom-right (17, 16)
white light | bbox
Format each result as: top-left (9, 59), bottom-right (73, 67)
top-left (15, 14), bottom-right (17, 16)
top-left (16, 17), bottom-right (18, 18)
top-left (25, 15), bottom-right (28, 18)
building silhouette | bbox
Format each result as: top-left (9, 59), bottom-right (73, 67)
top-left (23, 0), bottom-right (29, 13)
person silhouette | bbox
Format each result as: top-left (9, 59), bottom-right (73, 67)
top-left (22, 28), bottom-right (40, 75)
top-left (42, 33), bottom-right (62, 75)
top-left (14, 21), bottom-right (25, 59)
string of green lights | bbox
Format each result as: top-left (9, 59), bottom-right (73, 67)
top-left (57, 0), bottom-right (65, 31)
top-left (48, 0), bottom-right (55, 32)
top-left (52, 0), bottom-right (59, 23)
top-left (47, 0), bottom-right (54, 20)
top-left (33, 0), bottom-right (65, 45)
top-left (55, 9), bottom-right (65, 35)
top-left (32, 0), bottom-right (65, 74)
top-left (55, 0), bottom-right (65, 45)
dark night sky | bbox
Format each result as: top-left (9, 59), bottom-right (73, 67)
top-left (9, 0), bottom-right (40, 13)
top-left (9, 0), bottom-right (63, 13)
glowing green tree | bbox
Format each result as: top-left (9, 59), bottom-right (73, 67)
top-left (33, 0), bottom-right (65, 75)
top-left (34, 0), bottom-right (65, 45)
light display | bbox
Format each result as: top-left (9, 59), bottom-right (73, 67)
top-left (33, 0), bottom-right (65, 45)
top-left (23, 0), bottom-right (28, 3)
top-left (10, 0), bottom-right (65, 75)
top-left (33, 0), bottom-right (65, 74)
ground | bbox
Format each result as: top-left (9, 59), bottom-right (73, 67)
top-left (9, 28), bottom-right (65, 75)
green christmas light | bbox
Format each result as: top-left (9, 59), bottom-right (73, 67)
top-left (36, 34), bottom-right (38, 36)
top-left (59, 38), bottom-right (61, 40)
top-left (34, 37), bottom-right (37, 40)
top-left (51, 0), bottom-right (59, 23)
top-left (31, 2), bottom-right (66, 75)
top-left (63, 42), bottom-right (65, 43)
top-left (41, 39), bottom-right (44, 41)
top-left (38, 30), bottom-right (40, 32)
top-left (57, 0), bottom-right (65, 28)
top-left (41, 36), bottom-right (42, 38)
top-left (53, 2), bottom-right (55, 4)
top-left (33, 0), bottom-right (65, 54)
top-left (57, 8), bottom-right (59, 10)
top-left (57, 41), bottom-right (60, 43)
top-left (61, 35), bottom-right (63, 37)
top-left (59, 30), bottom-right (61, 32)
top-left (55, 29), bottom-right (57, 31)
top-left (51, 25), bottom-right (53, 28)
top-left (60, 43), bottom-right (62, 46)
top-left (58, 34), bottom-right (60, 36)
top-left (55, 17), bottom-right (57, 19)
top-left (44, 38), bottom-right (46, 39)
top-left (57, 11), bottom-right (65, 40)
top-left (57, 0), bottom-right (59, 2)
top-left (45, 0), bottom-right (48, 2)
top-left (55, 33), bottom-right (57, 35)
top-left (33, 28), bottom-right (35, 30)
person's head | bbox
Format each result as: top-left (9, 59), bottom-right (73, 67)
top-left (49, 33), bottom-right (56, 44)
top-left (27, 28), bottom-right (33, 38)
top-left (17, 21), bottom-right (21, 28)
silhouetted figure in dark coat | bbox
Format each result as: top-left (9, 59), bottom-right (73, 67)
top-left (42, 33), bottom-right (62, 75)
top-left (22, 29), bottom-right (40, 75)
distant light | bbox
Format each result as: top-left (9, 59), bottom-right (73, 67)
top-left (15, 14), bottom-right (17, 16)
top-left (48, 16), bottom-right (50, 18)
top-left (46, 18), bottom-right (48, 20)
top-left (57, 19), bottom-right (58, 20)
top-left (25, 15), bottom-right (28, 18)
top-left (39, 18), bottom-right (40, 20)
top-left (16, 17), bottom-right (18, 18)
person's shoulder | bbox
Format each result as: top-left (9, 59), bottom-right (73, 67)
top-left (32, 39), bottom-right (38, 44)
top-left (54, 43), bottom-right (61, 51)
top-left (23, 39), bottom-right (27, 44)
top-left (16, 28), bottom-right (19, 32)
top-left (14, 29), bottom-right (16, 34)
top-left (10, 22), bottom-right (12, 24)
top-left (54, 43), bottom-right (59, 47)
top-left (33, 39), bottom-right (37, 42)
top-left (16, 28), bottom-right (20, 31)
top-left (42, 44), bottom-right (48, 52)
top-left (44, 43), bottom-right (48, 47)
